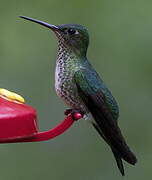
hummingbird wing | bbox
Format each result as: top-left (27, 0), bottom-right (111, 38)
top-left (74, 69), bottom-right (137, 175)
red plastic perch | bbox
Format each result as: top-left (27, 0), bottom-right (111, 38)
top-left (0, 95), bottom-right (82, 143)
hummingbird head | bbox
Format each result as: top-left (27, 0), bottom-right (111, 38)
top-left (56, 24), bottom-right (89, 57)
top-left (19, 16), bottom-right (89, 57)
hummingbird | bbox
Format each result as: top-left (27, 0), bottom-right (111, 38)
top-left (19, 16), bottom-right (137, 175)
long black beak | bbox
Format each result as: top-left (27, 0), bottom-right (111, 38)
top-left (19, 16), bottom-right (59, 31)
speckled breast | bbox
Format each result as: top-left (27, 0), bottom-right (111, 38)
top-left (54, 41), bottom-right (88, 113)
top-left (55, 55), bottom-right (80, 109)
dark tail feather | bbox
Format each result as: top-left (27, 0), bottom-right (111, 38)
top-left (92, 123), bottom-right (125, 175)
top-left (112, 148), bottom-right (125, 176)
top-left (91, 108), bottom-right (137, 166)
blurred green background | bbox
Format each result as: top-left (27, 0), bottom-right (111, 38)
top-left (0, 0), bottom-right (151, 179)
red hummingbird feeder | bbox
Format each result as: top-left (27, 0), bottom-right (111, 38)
top-left (0, 89), bottom-right (83, 143)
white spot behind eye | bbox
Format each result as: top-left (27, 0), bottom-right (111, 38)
top-left (75, 30), bottom-right (79, 35)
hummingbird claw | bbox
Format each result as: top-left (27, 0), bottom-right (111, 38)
top-left (64, 108), bottom-right (73, 116)
top-left (64, 109), bottom-right (83, 121)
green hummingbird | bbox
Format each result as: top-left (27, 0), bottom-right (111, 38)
top-left (20, 16), bottom-right (137, 175)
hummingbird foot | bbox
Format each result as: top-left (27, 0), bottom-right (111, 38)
top-left (64, 108), bottom-right (83, 121)
top-left (64, 108), bottom-right (73, 116)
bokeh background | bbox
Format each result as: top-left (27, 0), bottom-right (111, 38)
top-left (0, 0), bottom-right (151, 179)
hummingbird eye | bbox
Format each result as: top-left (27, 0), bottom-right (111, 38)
top-left (67, 28), bottom-right (78, 35)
